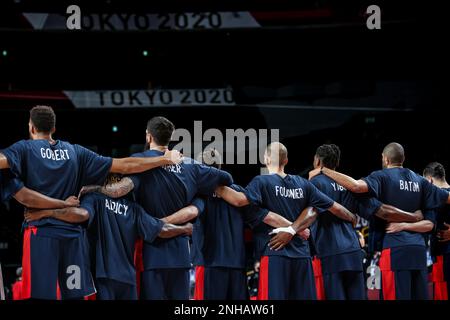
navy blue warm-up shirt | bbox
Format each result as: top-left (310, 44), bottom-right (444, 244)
top-left (363, 168), bottom-right (448, 249)
top-left (310, 174), bottom-right (379, 257)
top-left (243, 173), bottom-right (335, 259)
top-left (310, 174), bottom-right (381, 273)
top-left (129, 149), bottom-right (233, 269)
top-left (2, 139), bottom-right (112, 237)
top-left (191, 184), bottom-right (269, 269)
top-left (80, 193), bottom-right (164, 285)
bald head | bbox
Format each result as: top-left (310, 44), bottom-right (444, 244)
top-left (382, 142), bottom-right (405, 166)
top-left (265, 142), bottom-right (288, 168)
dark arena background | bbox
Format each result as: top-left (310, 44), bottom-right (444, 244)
top-left (0, 0), bottom-right (449, 311)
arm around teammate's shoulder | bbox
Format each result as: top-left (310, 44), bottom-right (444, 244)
top-left (110, 149), bottom-right (182, 174)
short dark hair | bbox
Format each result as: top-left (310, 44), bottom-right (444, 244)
top-left (30, 105), bottom-right (56, 133)
top-left (146, 116), bottom-right (175, 146)
top-left (423, 162), bottom-right (446, 180)
top-left (315, 144), bottom-right (341, 169)
top-left (382, 142), bottom-right (405, 165)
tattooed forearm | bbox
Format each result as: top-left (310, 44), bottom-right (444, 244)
top-left (101, 177), bottom-right (135, 198)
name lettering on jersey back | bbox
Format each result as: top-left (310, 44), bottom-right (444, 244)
top-left (399, 180), bottom-right (420, 192)
top-left (331, 182), bottom-right (346, 192)
top-left (275, 186), bottom-right (304, 199)
top-left (40, 148), bottom-right (70, 161)
top-left (163, 164), bottom-right (182, 174)
top-left (105, 199), bottom-right (128, 216)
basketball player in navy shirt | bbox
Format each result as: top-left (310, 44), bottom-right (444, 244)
top-left (81, 116), bottom-right (234, 300)
top-left (309, 142), bottom-right (450, 300)
top-left (25, 173), bottom-right (198, 300)
top-left (423, 162), bottom-right (450, 300)
top-left (0, 106), bottom-right (182, 300)
top-left (215, 142), bottom-right (357, 300)
top-left (192, 148), bottom-right (311, 300)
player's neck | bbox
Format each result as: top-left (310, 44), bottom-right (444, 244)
top-left (32, 133), bottom-right (55, 144)
top-left (149, 144), bottom-right (168, 152)
top-left (386, 164), bottom-right (403, 169)
top-left (267, 166), bottom-right (286, 178)
top-left (434, 180), bottom-right (450, 189)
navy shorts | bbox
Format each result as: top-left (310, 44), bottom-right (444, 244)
top-left (140, 268), bottom-right (190, 300)
top-left (95, 278), bottom-right (137, 300)
top-left (380, 247), bottom-right (429, 300)
top-left (258, 255), bottom-right (316, 300)
top-left (22, 226), bottom-right (95, 300)
top-left (194, 266), bottom-right (248, 300)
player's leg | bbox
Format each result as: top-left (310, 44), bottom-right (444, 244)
top-left (393, 270), bottom-right (412, 300)
top-left (411, 269), bottom-right (430, 300)
top-left (58, 234), bottom-right (96, 300)
top-left (141, 269), bottom-right (166, 300)
top-left (431, 255), bottom-right (447, 300)
top-left (203, 267), bottom-right (229, 300)
top-left (194, 266), bottom-right (205, 300)
top-left (322, 272), bottom-right (346, 300)
top-left (111, 279), bottom-right (137, 300)
top-left (22, 227), bottom-right (59, 299)
top-left (95, 278), bottom-right (115, 300)
top-left (228, 268), bottom-right (249, 300)
top-left (290, 257), bottom-right (317, 300)
top-left (379, 248), bottom-right (397, 300)
top-left (258, 256), bottom-right (289, 300)
top-left (164, 268), bottom-right (190, 300)
top-left (342, 270), bottom-right (367, 300)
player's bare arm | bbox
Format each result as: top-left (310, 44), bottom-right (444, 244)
top-left (309, 167), bottom-right (369, 193)
top-left (110, 149), bottom-right (182, 174)
top-left (24, 207), bottom-right (89, 224)
top-left (376, 204), bottom-right (423, 222)
top-left (386, 220), bottom-right (434, 234)
top-left (0, 153), bottom-right (9, 169)
top-left (328, 202), bottom-right (358, 226)
top-left (79, 177), bottom-right (135, 199)
top-left (215, 185), bottom-right (249, 207)
top-left (161, 205), bottom-right (199, 224)
top-left (263, 211), bottom-right (310, 240)
top-left (269, 207), bottom-right (317, 251)
top-left (14, 187), bottom-right (79, 209)
top-left (158, 222), bottom-right (193, 238)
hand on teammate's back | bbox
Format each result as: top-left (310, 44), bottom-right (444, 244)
top-left (164, 149), bottom-right (183, 165)
top-left (64, 196), bottom-right (80, 207)
top-left (24, 208), bottom-right (51, 222)
top-left (308, 168), bottom-right (321, 180)
top-left (385, 222), bottom-right (406, 234)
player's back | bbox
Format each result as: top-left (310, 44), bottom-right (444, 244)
top-left (2, 139), bottom-right (111, 232)
top-left (365, 168), bottom-right (429, 248)
top-left (310, 174), bottom-right (360, 257)
top-left (245, 174), bottom-right (334, 259)
top-left (196, 184), bottom-right (265, 269)
top-left (81, 193), bottom-right (163, 285)
top-left (129, 149), bottom-right (232, 269)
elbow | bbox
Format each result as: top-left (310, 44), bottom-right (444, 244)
top-left (349, 183), bottom-right (364, 193)
top-left (78, 209), bottom-right (90, 222)
top-left (234, 198), bottom-right (247, 207)
top-left (424, 221), bottom-right (434, 233)
top-left (188, 206), bottom-right (199, 220)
